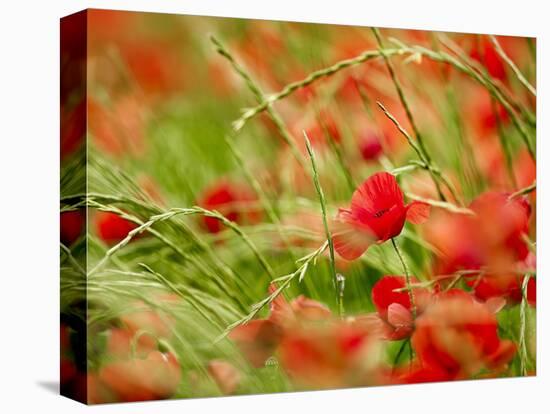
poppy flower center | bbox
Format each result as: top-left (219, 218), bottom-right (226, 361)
top-left (373, 207), bottom-right (390, 218)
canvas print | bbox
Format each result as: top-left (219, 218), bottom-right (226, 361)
top-left (60, 9), bottom-right (537, 404)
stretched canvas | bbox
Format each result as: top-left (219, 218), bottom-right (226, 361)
top-left (60, 8), bottom-right (537, 404)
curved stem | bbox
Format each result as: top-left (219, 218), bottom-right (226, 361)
top-left (304, 132), bottom-right (342, 317)
top-left (391, 237), bottom-right (417, 319)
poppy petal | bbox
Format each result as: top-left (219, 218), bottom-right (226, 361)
top-left (228, 320), bottom-right (281, 367)
top-left (208, 360), bottom-right (241, 395)
top-left (332, 216), bottom-right (375, 260)
top-left (387, 303), bottom-right (413, 328)
top-left (371, 276), bottom-right (412, 317)
top-left (268, 283), bottom-right (292, 325)
top-left (351, 172), bottom-right (404, 215)
top-left (406, 201), bottom-right (431, 224)
top-left (353, 313), bottom-right (387, 338)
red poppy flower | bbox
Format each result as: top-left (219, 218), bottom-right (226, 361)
top-left (425, 191), bottom-right (532, 305)
top-left (95, 211), bottom-right (138, 245)
top-left (278, 321), bottom-right (383, 389)
top-left (229, 285), bottom-right (331, 367)
top-left (60, 210), bottom-right (85, 246)
top-left (409, 296), bottom-right (516, 381)
top-left (106, 328), bottom-right (157, 359)
top-left (92, 325), bottom-right (181, 403)
top-left (471, 272), bottom-right (536, 307)
top-left (228, 319), bottom-right (282, 368)
top-left (470, 37), bottom-right (507, 81)
top-left (368, 275), bottom-right (430, 340)
top-left (333, 172), bottom-right (430, 260)
top-left (88, 96), bottom-right (147, 158)
top-left (98, 350), bottom-right (181, 403)
top-left (359, 132), bottom-right (384, 162)
top-left (119, 40), bottom-right (187, 96)
top-left (198, 180), bottom-right (262, 234)
top-left (120, 296), bottom-right (179, 340)
top-left (527, 277), bottom-right (536, 306)
top-left (207, 360), bottom-right (242, 395)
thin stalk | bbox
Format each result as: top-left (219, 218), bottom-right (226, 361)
top-left (90, 203), bottom-right (276, 281)
top-left (314, 109), bottom-right (356, 193)
top-left (519, 274), bottom-right (530, 376)
top-left (391, 238), bottom-right (417, 319)
top-left (222, 132), bottom-right (297, 263)
top-left (493, 100), bottom-right (518, 189)
top-left (210, 36), bottom-right (307, 260)
top-left (374, 31), bottom-right (467, 206)
top-left (509, 180), bottom-right (536, 199)
top-left (85, 192), bottom-right (241, 287)
top-left (412, 41), bottom-right (536, 160)
top-left (489, 35), bottom-right (536, 97)
top-left (60, 243), bottom-right (86, 276)
top-left (304, 132), bottom-right (341, 316)
top-left (193, 206), bottom-right (276, 281)
top-left (216, 241), bottom-right (329, 341)
top-left (377, 101), bottom-right (461, 204)
top-left (223, 134), bottom-right (280, 218)
top-left (86, 201), bottom-right (249, 311)
top-left (405, 193), bottom-right (475, 216)
top-left (371, 28), bottom-right (433, 172)
top-left (431, 35), bottom-right (484, 193)
top-left (139, 263), bottom-right (224, 330)
top-left (210, 35), bottom-right (307, 171)
top-left (232, 48), bottom-right (405, 132)
top-left (394, 268), bottom-right (536, 293)
top-left (435, 34), bottom-right (536, 128)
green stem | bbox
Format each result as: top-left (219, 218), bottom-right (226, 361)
top-left (492, 98), bottom-right (518, 188)
top-left (377, 101), bottom-right (461, 205)
top-left (391, 238), bottom-right (417, 319)
top-left (413, 40), bottom-right (536, 160)
top-left (489, 35), bottom-right (536, 97)
top-left (509, 180), bottom-right (536, 199)
top-left (393, 339), bottom-right (408, 368)
top-left (304, 132), bottom-right (341, 317)
top-left (210, 35), bottom-right (307, 171)
top-left (60, 243), bottom-right (86, 276)
top-left (139, 263), bottom-right (225, 329)
top-left (217, 241), bottom-right (329, 341)
top-left (372, 28), bottom-right (433, 170)
top-left (519, 274), bottom-right (530, 376)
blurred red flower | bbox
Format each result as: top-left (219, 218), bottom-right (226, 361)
top-left (229, 285), bottom-right (331, 367)
top-left (333, 172), bottom-right (430, 260)
top-left (60, 210), bottom-right (85, 246)
top-left (89, 325), bottom-right (181, 403)
top-left (120, 41), bottom-right (186, 96)
top-left (402, 296), bottom-right (516, 382)
top-left (278, 320), bottom-right (383, 389)
top-left (369, 275), bottom-right (430, 340)
top-left (470, 37), bottom-right (507, 81)
top-left (425, 192), bottom-right (532, 304)
top-left (120, 296), bottom-right (179, 340)
top-left (207, 360), bottom-right (242, 395)
top-left (98, 350), bottom-right (181, 403)
top-left (95, 211), bottom-right (138, 245)
top-left (198, 180), bottom-right (262, 234)
top-left (88, 95), bottom-right (147, 158)
top-left (60, 100), bottom-right (86, 160)
top-left (359, 132), bottom-right (384, 162)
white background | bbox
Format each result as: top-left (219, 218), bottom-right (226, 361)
top-left (0, 0), bottom-right (547, 412)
